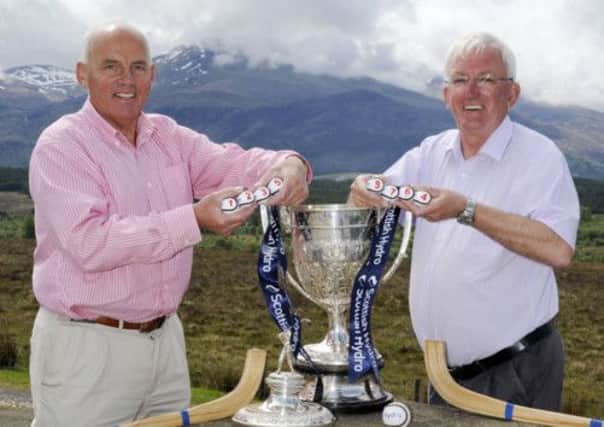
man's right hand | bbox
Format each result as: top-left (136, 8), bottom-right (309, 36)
top-left (348, 174), bottom-right (389, 208)
top-left (193, 187), bottom-right (257, 236)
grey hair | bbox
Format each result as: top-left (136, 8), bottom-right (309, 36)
top-left (82, 23), bottom-right (151, 63)
top-left (444, 32), bottom-right (516, 80)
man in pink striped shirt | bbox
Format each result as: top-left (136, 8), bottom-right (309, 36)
top-left (28, 24), bottom-right (311, 427)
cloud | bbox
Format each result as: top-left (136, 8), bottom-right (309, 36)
top-left (0, 0), bottom-right (86, 69)
top-left (0, 0), bottom-right (603, 111)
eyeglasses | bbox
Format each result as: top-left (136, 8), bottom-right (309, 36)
top-left (446, 73), bottom-right (514, 90)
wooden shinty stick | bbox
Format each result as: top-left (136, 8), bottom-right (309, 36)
top-left (424, 340), bottom-right (602, 427)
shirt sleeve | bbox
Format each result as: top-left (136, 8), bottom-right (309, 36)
top-left (174, 125), bottom-right (309, 198)
top-left (29, 136), bottom-right (201, 274)
top-left (528, 149), bottom-right (580, 248)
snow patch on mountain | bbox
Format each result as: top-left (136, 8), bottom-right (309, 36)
top-left (6, 65), bottom-right (76, 88)
top-left (2, 65), bottom-right (82, 100)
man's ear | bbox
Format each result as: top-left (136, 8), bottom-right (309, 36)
top-left (150, 63), bottom-right (156, 85)
top-left (76, 62), bottom-right (88, 89)
top-left (442, 84), bottom-right (451, 110)
top-left (507, 82), bottom-right (521, 110)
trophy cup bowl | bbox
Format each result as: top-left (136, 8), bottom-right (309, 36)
top-left (261, 204), bottom-right (412, 412)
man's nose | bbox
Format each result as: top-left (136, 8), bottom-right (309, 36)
top-left (117, 68), bottom-right (135, 83)
top-left (465, 79), bottom-right (481, 96)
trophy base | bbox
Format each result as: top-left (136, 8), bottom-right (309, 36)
top-left (299, 371), bottom-right (393, 413)
top-left (295, 344), bottom-right (384, 374)
top-left (232, 371), bottom-right (335, 427)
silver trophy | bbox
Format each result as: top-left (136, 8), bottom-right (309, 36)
top-left (260, 204), bottom-right (412, 412)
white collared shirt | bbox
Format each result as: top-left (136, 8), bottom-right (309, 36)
top-left (384, 116), bottom-right (580, 367)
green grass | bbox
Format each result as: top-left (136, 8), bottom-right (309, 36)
top-left (190, 387), bottom-right (225, 405)
top-left (0, 369), bottom-right (29, 390)
top-left (0, 217), bottom-right (31, 239)
top-left (575, 214), bottom-right (604, 262)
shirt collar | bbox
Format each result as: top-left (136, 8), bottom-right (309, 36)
top-left (447, 115), bottom-right (513, 162)
top-left (80, 97), bottom-right (155, 147)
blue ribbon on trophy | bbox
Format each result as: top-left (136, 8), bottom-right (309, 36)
top-left (348, 206), bottom-right (401, 383)
top-left (257, 206), bottom-right (316, 368)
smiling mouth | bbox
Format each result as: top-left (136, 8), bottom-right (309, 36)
top-left (114, 93), bottom-right (135, 99)
top-left (464, 105), bottom-right (483, 111)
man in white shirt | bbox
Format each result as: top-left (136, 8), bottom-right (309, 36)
top-left (349, 32), bottom-right (579, 411)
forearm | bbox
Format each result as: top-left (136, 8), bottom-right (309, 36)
top-left (45, 202), bottom-right (200, 273)
top-left (472, 203), bottom-right (574, 268)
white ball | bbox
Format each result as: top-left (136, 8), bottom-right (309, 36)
top-left (220, 197), bottom-right (238, 212)
top-left (382, 401), bottom-right (411, 426)
top-left (366, 177), bottom-right (385, 193)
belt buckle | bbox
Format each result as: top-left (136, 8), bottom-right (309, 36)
top-left (511, 341), bottom-right (527, 352)
top-left (139, 316), bottom-right (165, 333)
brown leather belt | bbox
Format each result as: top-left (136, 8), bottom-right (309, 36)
top-left (72, 316), bottom-right (166, 333)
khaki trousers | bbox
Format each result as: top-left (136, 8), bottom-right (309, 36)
top-left (30, 307), bottom-right (190, 427)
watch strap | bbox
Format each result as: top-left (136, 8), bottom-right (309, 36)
top-left (457, 198), bottom-right (476, 225)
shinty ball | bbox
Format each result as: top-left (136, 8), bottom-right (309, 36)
top-left (382, 401), bottom-right (411, 426)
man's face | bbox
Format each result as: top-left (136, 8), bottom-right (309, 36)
top-left (76, 30), bottom-right (155, 135)
top-left (443, 48), bottom-right (520, 144)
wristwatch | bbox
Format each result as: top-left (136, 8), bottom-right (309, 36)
top-left (456, 198), bottom-right (476, 225)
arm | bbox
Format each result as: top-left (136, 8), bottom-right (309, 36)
top-left (190, 147), bottom-right (311, 236)
top-left (397, 188), bottom-right (575, 269)
top-left (472, 201), bottom-right (574, 269)
top-left (178, 127), bottom-right (311, 202)
top-left (350, 175), bottom-right (575, 268)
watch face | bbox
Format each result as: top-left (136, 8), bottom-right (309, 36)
top-left (457, 199), bottom-right (475, 224)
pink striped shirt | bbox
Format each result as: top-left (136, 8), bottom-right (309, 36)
top-left (29, 99), bottom-right (302, 322)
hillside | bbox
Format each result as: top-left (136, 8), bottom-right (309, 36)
top-left (1, 46), bottom-right (604, 179)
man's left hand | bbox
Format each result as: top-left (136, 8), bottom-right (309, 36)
top-left (256, 156), bottom-right (310, 206)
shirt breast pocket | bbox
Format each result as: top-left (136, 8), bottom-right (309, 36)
top-left (160, 162), bottom-right (193, 208)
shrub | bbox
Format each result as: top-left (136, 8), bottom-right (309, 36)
top-left (580, 205), bottom-right (592, 222)
top-left (22, 215), bottom-right (35, 239)
top-left (0, 317), bottom-right (17, 368)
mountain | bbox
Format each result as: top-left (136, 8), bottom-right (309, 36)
top-left (1, 45), bottom-right (604, 180)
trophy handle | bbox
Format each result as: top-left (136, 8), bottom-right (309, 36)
top-left (259, 205), bottom-right (316, 303)
top-left (381, 210), bottom-right (413, 283)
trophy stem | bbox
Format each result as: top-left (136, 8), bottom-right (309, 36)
top-left (326, 306), bottom-right (349, 355)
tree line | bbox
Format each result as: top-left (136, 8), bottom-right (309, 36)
top-left (1, 167), bottom-right (604, 213)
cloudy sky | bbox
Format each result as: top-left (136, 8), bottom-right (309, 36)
top-left (1, 0), bottom-right (603, 112)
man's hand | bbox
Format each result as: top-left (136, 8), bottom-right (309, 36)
top-left (348, 174), bottom-right (389, 208)
top-left (193, 186), bottom-right (257, 236)
top-left (395, 187), bottom-right (466, 222)
top-left (256, 155), bottom-right (309, 206)
top-left (349, 175), bottom-right (467, 221)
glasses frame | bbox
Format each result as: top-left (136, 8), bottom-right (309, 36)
top-left (445, 74), bottom-right (514, 91)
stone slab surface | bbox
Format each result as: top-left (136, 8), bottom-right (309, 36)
top-left (1, 399), bottom-right (541, 426)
